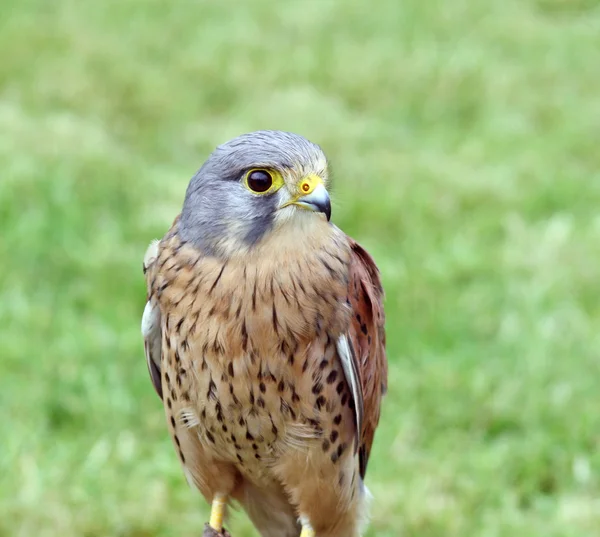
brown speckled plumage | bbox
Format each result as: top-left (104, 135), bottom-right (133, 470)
top-left (142, 131), bottom-right (386, 537)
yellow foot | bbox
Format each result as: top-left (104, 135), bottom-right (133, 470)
top-left (299, 519), bottom-right (315, 537)
top-left (209, 493), bottom-right (227, 531)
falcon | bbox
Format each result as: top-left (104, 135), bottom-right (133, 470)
top-left (142, 131), bottom-right (387, 537)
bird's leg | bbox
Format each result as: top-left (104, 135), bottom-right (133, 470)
top-left (209, 493), bottom-right (228, 531)
top-left (299, 516), bottom-right (315, 537)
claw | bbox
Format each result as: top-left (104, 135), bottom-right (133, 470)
top-left (203, 522), bottom-right (231, 537)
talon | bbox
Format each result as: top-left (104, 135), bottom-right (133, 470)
top-left (209, 493), bottom-right (227, 531)
top-left (203, 523), bottom-right (230, 537)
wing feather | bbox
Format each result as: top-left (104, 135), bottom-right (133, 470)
top-left (345, 238), bottom-right (387, 478)
top-left (142, 240), bottom-right (163, 399)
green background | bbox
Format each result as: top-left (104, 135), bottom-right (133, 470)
top-left (1, 1), bottom-right (599, 536)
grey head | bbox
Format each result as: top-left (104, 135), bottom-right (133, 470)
top-left (179, 130), bottom-right (331, 257)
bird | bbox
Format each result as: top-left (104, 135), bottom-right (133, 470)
top-left (141, 130), bottom-right (387, 537)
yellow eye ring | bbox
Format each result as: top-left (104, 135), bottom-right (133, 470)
top-left (243, 168), bottom-right (285, 195)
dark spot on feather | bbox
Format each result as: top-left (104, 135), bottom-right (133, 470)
top-left (228, 362), bottom-right (234, 377)
top-left (174, 435), bottom-right (180, 447)
top-left (316, 395), bottom-right (326, 409)
top-left (338, 443), bottom-right (347, 457)
top-left (271, 422), bottom-right (278, 436)
top-left (237, 454), bottom-right (243, 463)
top-left (241, 320), bottom-right (248, 352)
top-left (255, 453), bottom-right (261, 459)
top-left (319, 359), bottom-right (328, 370)
top-left (222, 424), bottom-right (228, 432)
top-left (326, 370), bottom-right (338, 384)
top-left (252, 443), bottom-right (258, 450)
top-left (175, 318), bottom-right (184, 333)
top-left (257, 397), bottom-right (265, 408)
top-left (292, 391), bottom-right (300, 403)
top-left (207, 379), bottom-right (217, 401)
top-left (259, 382), bottom-right (266, 394)
top-left (278, 380), bottom-right (285, 393)
top-left (319, 256), bottom-right (336, 277)
top-left (298, 279), bottom-right (306, 294)
top-left (302, 357), bottom-right (309, 373)
top-left (361, 323), bottom-right (368, 335)
top-left (315, 312), bottom-right (323, 333)
top-left (170, 416), bottom-right (176, 428)
top-left (280, 398), bottom-right (296, 419)
top-left (246, 430), bottom-right (254, 441)
top-left (179, 450), bottom-right (186, 463)
top-left (334, 414), bottom-right (342, 425)
top-left (312, 382), bottom-right (323, 395)
top-left (272, 303), bottom-right (279, 334)
top-left (209, 264), bottom-right (226, 294)
top-left (322, 439), bottom-right (330, 451)
top-left (167, 398), bottom-right (172, 409)
top-left (158, 282), bottom-right (169, 293)
top-left (341, 393), bottom-right (349, 406)
top-left (331, 452), bottom-right (339, 464)
top-left (238, 416), bottom-right (245, 426)
top-left (230, 434), bottom-right (237, 443)
top-left (330, 430), bottom-right (339, 443)
top-left (336, 381), bottom-right (345, 394)
top-left (206, 431), bottom-right (215, 443)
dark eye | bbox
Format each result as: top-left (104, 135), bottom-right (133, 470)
top-left (246, 169), bottom-right (273, 193)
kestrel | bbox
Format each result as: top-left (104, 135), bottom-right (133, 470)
top-left (142, 131), bottom-right (387, 537)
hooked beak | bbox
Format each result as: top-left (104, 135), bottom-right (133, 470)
top-left (280, 176), bottom-right (331, 221)
top-left (293, 182), bottom-right (331, 221)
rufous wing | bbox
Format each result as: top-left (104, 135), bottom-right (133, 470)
top-left (346, 238), bottom-right (387, 478)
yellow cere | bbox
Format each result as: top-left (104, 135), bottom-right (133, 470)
top-left (298, 174), bottom-right (322, 196)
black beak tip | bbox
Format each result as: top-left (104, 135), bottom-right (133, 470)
top-left (324, 200), bottom-right (331, 221)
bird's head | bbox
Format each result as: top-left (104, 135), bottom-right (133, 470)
top-left (179, 130), bottom-right (332, 257)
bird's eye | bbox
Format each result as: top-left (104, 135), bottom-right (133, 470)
top-left (246, 169), bottom-right (273, 193)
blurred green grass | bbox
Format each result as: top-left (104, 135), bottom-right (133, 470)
top-left (1, 0), bottom-right (600, 536)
